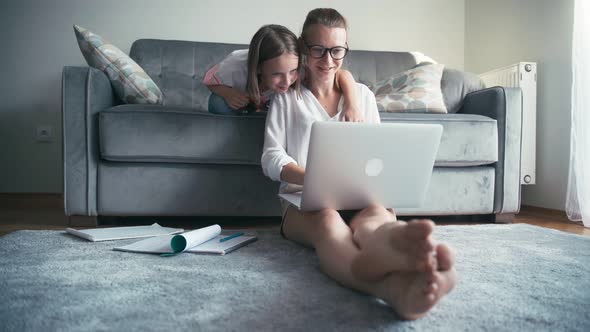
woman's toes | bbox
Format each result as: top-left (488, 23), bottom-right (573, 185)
top-left (435, 244), bottom-right (454, 271)
top-left (405, 219), bottom-right (435, 239)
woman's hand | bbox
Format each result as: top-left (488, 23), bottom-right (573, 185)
top-left (281, 163), bottom-right (305, 186)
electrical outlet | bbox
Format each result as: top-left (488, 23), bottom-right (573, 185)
top-left (36, 125), bottom-right (53, 143)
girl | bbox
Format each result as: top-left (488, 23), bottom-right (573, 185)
top-left (202, 24), bottom-right (363, 121)
top-left (261, 8), bottom-right (456, 320)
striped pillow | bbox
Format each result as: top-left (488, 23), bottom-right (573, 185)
top-left (73, 25), bottom-right (163, 104)
top-left (374, 63), bottom-right (447, 113)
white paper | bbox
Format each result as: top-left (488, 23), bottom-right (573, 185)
top-left (114, 234), bottom-right (177, 254)
top-left (176, 225), bottom-right (222, 251)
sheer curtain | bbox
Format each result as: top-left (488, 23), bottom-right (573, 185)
top-left (566, 0), bottom-right (590, 227)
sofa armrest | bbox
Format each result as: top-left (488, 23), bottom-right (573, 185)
top-left (62, 66), bottom-right (117, 216)
top-left (460, 87), bottom-right (523, 214)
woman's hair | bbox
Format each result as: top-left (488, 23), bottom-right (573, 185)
top-left (299, 8), bottom-right (348, 52)
top-left (246, 24), bottom-right (301, 106)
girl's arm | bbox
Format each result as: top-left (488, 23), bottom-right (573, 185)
top-left (206, 85), bottom-right (250, 110)
top-left (202, 50), bottom-right (251, 109)
top-left (336, 69), bottom-right (364, 122)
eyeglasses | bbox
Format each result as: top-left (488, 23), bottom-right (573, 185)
top-left (305, 43), bottom-right (349, 60)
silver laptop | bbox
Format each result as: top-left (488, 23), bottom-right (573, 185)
top-left (279, 121), bottom-right (443, 211)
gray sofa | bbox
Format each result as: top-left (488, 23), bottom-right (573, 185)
top-left (62, 39), bottom-right (522, 223)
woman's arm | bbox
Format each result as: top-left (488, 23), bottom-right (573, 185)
top-left (261, 94), bottom-right (298, 182)
top-left (336, 69), bottom-right (363, 122)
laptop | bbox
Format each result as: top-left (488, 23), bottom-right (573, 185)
top-left (279, 121), bottom-right (443, 211)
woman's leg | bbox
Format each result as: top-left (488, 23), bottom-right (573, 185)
top-left (282, 206), bottom-right (455, 320)
top-left (282, 206), bottom-right (373, 289)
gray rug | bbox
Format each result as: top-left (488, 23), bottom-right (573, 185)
top-left (1, 224), bottom-right (589, 331)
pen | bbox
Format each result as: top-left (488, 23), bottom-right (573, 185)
top-left (219, 232), bottom-right (245, 242)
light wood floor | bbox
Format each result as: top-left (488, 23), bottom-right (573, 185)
top-left (0, 193), bottom-right (588, 237)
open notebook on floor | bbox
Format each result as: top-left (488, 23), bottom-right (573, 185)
top-left (113, 224), bottom-right (257, 256)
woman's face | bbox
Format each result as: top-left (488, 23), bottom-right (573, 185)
top-left (304, 24), bottom-right (347, 83)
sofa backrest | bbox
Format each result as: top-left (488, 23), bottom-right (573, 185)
top-left (130, 39), bottom-right (483, 113)
top-left (130, 39), bottom-right (246, 111)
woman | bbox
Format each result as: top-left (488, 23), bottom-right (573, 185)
top-left (261, 8), bottom-right (456, 320)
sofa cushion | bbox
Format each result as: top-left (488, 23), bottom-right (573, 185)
top-left (374, 64), bottom-right (447, 113)
top-left (380, 113), bottom-right (498, 166)
top-left (396, 166), bottom-right (495, 215)
top-left (74, 25), bottom-right (163, 104)
top-left (99, 105), bottom-right (266, 165)
top-left (99, 106), bottom-right (497, 167)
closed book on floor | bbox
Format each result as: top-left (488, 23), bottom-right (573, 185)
top-left (66, 223), bottom-right (184, 242)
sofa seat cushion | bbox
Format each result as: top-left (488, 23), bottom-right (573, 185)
top-left (100, 106), bottom-right (497, 167)
top-left (380, 113), bottom-right (498, 166)
top-left (99, 105), bottom-right (266, 165)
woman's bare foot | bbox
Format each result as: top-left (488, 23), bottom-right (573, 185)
top-left (376, 244), bottom-right (456, 320)
top-left (351, 219), bottom-right (436, 281)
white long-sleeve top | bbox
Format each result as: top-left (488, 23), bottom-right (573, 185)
top-left (261, 83), bottom-right (380, 194)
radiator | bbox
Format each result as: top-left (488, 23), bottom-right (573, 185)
top-left (479, 62), bottom-right (537, 185)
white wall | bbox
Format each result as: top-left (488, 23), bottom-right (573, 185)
top-left (0, 0), bottom-right (465, 193)
top-left (464, 0), bottom-right (574, 210)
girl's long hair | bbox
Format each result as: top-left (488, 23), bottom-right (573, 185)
top-left (246, 24), bottom-right (301, 106)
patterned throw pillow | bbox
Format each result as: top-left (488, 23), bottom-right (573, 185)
top-left (374, 63), bottom-right (447, 113)
top-left (73, 25), bottom-right (163, 104)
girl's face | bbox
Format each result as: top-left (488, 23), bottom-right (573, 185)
top-left (304, 24), bottom-right (347, 83)
top-left (259, 53), bottom-right (299, 94)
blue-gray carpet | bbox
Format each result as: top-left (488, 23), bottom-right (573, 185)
top-left (1, 224), bottom-right (589, 331)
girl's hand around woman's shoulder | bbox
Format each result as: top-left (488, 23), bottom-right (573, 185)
top-left (340, 105), bottom-right (364, 122)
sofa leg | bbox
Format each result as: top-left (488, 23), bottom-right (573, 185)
top-left (68, 216), bottom-right (98, 227)
top-left (494, 213), bottom-right (515, 224)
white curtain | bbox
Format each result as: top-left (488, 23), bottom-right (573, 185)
top-left (566, 0), bottom-right (590, 227)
